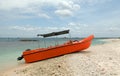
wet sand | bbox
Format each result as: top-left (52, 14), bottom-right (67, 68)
top-left (0, 39), bottom-right (120, 76)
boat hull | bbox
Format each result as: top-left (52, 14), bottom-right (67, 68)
top-left (23, 35), bottom-right (94, 63)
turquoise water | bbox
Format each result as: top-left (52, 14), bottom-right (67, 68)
top-left (0, 38), bottom-right (105, 71)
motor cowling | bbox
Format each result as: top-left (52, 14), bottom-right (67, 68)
top-left (17, 56), bottom-right (23, 61)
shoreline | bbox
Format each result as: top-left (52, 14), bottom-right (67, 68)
top-left (0, 39), bottom-right (120, 76)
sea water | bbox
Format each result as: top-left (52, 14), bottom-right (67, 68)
top-left (0, 38), bottom-right (105, 71)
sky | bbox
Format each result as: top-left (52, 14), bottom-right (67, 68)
top-left (0, 0), bottom-right (120, 37)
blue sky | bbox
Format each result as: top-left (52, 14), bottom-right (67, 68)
top-left (0, 0), bottom-right (120, 37)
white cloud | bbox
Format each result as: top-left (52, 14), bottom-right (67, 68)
top-left (55, 1), bottom-right (80, 17)
top-left (0, 0), bottom-right (81, 19)
top-left (38, 13), bottom-right (51, 19)
top-left (75, 0), bottom-right (112, 5)
top-left (8, 23), bottom-right (74, 36)
top-left (0, 0), bottom-right (75, 10)
top-left (2, 20), bottom-right (120, 37)
top-left (109, 27), bottom-right (120, 32)
top-left (10, 25), bottom-right (67, 32)
top-left (0, 0), bottom-right (51, 19)
top-left (0, 0), bottom-right (35, 10)
top-left (68, 22), bottom-right (76, 26)
top-left (11, 25), bottom-right (38, 31)
top-left (72, 4), bottom-right (80, 10)
top-left (55, 9), bottom-right (73, 17)
top-left (68, 22), bottom-right (88, 27)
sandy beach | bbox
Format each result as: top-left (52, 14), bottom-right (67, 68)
top-left (0, 39), bottom-right (120, 76)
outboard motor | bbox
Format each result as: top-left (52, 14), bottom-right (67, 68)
top-left (17, 55), bottom-right (23, 61)
top-left (17, 49), bottom-right (31, 61)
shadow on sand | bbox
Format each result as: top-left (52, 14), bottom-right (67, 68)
top-left (72, 51), bottom-right (91, 54)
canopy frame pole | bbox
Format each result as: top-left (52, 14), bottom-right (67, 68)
top-left (68, 32), bottom-right (72, 41)
top-left (37, 36), bottom-right (41, 48)
top-left (55, 36), bottom-right (59, 45)
top-left (43, 37), bottom-right (46, 48)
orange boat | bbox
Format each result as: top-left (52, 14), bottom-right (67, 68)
top-left (17, 30), bottom-right (94, 63)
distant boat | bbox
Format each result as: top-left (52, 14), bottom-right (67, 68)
top-left (19, 39), bottom-right (38, 42)
top-left (17, 30), bottom-right (94, 63)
